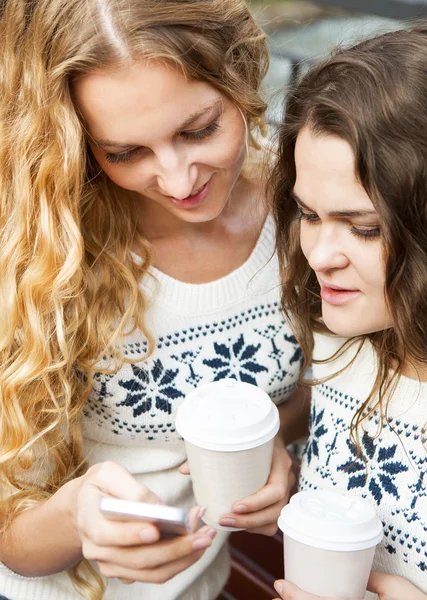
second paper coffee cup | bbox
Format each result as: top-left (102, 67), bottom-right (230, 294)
top-left (176, 378), bottom-right (279, 530)
top-left (278, 490), bottom-right (383, 599)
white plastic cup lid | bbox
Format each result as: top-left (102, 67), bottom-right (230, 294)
top-left (278, 490), bottom-right (383, 552)
top-left (176, 378), bottom-right (279, 451)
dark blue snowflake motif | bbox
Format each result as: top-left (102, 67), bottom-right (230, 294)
top-left (202, 334), bottom-right (268, 385)
top-left (337, 433), bottom-right (409, 505)
top-left (304, 403), bottom-right (328, 465)
top-left (118, 359), bottom-right (184, 417)
top-left (92, 372), bottom-right (114, 402)
top-left (171, 348), bottom-right (203, 386)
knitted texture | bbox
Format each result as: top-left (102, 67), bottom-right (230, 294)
top-left (300, 334), bottom-right (427, 597)
top-left (0, 216), bottom-right (302, 600)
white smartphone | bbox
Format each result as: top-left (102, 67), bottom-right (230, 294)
top-left (99, 497), bottom-right (191, 538)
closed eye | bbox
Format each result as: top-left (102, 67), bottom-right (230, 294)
top-left (104, 119), bottom-right (221, 165)
top-left (350, 226), bottom-right (381, 240)
top-left (180, 120), bottom-right (220, 141)
top-left (297, 207), bottom-right (319, 223)
top-left (105, 147), bottom-right (144, 165)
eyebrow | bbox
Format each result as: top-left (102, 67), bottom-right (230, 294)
top-left (94, 98), bottom-right (223, 150)
top-left (292, 192), bottom-right (378, 218)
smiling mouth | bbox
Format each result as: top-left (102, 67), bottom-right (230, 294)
top-left (188, 184), bottom-right (205, 197)
top-left (167, 176), bottom-right (213, 208)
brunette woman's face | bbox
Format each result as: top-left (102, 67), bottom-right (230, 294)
top-left (73, 60), bottom-right (247, 224)
top-left (294, 127), bottom-right (393, 337)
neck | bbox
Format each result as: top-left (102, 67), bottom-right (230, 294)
top-left (400, 359), bottom-right (427, 382)
top-left (133, 176), bottom-right (254, 242)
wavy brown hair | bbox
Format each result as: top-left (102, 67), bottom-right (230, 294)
top-left (0, 0), bottom-right (269, 597)
top-left (271, 26), bottom-right (427, 446)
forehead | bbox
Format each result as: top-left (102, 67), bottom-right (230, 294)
top-left (72, 60), bottom-right (221, 143)
top-left (294, 127), bottom-right (374, 211)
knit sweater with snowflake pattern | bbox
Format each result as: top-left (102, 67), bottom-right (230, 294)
top-left (299, 333), bottom-right (427, 599)
top-left (0, 215), bottom-right (302, 600)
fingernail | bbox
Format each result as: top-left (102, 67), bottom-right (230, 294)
top-left (233, 504), bottom-right (247, 514)
top-left (197, 525), bottom-right (211, 534)
top-left (192, 536), bottom-right (211, 550)
top-left (206, 527), bottom-right (217, 539)
top-left (220, 517), bottom-right (235, 527)
top-left (197, 506), bottom-right (206, 520)
top-left (139, 529), bottom-right (158, 543)
top-left (274, 581), bottom-right (283, 594)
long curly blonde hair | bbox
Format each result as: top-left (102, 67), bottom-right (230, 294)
top-left (0, 0), bottom-right (269, 597)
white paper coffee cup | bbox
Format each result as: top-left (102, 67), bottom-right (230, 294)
top-left (176, 378), bottom-right (279, 530)
top-left (278, 490), bottom-right (383, 599)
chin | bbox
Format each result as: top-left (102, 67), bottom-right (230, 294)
top-left (322, 313), bottom-right (373, 338)
top-left (172, 201), bottom-right (227, 223)
top-left (324, 319), bottom-right (388, 338)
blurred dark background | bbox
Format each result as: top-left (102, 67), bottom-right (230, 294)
top-left (249, 0), bottom-right (427, 124)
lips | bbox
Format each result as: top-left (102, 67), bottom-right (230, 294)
top-left (188, 184), bottom-right (205, 197)
top-left (320, 284), bottom-right (361, 306)
top-left (167, 176), bottom-right (213, 209)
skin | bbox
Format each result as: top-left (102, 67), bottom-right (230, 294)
top-left (294, 127), bottom-right (393, 337)
top-left (271, 127), bottom-right (426, 599)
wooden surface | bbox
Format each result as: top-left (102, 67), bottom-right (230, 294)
top-left (219, 530), bottom-right (284, 600)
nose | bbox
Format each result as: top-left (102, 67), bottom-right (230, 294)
top-left (305, 226), bottom-right (349, 274)
top-left (155, 146), bottom-right (198, 199)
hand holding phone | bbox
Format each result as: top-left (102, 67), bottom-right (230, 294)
top-left (74, 461), bottom-right (216, 584)
top-left (99, 497), bottom-right (191, 538)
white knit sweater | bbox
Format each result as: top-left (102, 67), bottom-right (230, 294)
top-left (0, 215), bottom-right (302, 600)
top-left (300, 333), bottom-right (427, 598)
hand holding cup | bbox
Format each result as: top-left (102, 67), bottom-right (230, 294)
top-left (273, 573), bottom-right (427, 600)
top-left (218, 436), bottom-right (294, 535)
top-left (176, 378), bottom-right (281, 531)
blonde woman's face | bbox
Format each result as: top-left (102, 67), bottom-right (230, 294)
top-left (294, 127), bottom-right (393, 337)
top-left (73, 60), bottom-right (247, 223)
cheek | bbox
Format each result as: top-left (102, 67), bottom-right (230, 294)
top-left (207, 108), bottom-right (247, 169)
top-left (358, 244), bottom-right (386, 292)
top-left (205, 127), bottom-right (246, 170)
top-left (89, 148), bottom-right (147, 191)
top-left (299, 222), bottom-right (314, 261)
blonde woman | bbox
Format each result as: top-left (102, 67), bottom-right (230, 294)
top-left (0, 1), bottom-right (307, 599)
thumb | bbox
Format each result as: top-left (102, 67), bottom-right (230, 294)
top-left (179, 460), bottom-right (191, 475)
top-left (274, 580), bottom-right (320, 599)
top-left (88, 462), bottom-right (163, 504)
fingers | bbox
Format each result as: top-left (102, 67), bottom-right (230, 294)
top-left (92, 504), bottom-right (205, 546)
top-left (83, 526), bottom-right (216, 570)
top-left (93, 528), bottom-right (217, 584)
top-left (84, 516), bottom-right (161, 547)
top-left (188, 505), bottom-right (206, 533)
top-left (86, 462), bottom-right (163, 504)
top-left (232, 445), bottom-right (293, 513)
top-left (274, 580), bottom-right (321, 599)
top-left (98, 547), bottom-right (206, 584)
top-left (178, 461), bottom-right (191, 475)
top-left (76, 462), bottom-right (168, 548)
top-left (220, 500), bottom-right (282, 533)
top-left (219, 443), bottom-right (293, 531)
top-left (231, 478), bottom-right (290, 514)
